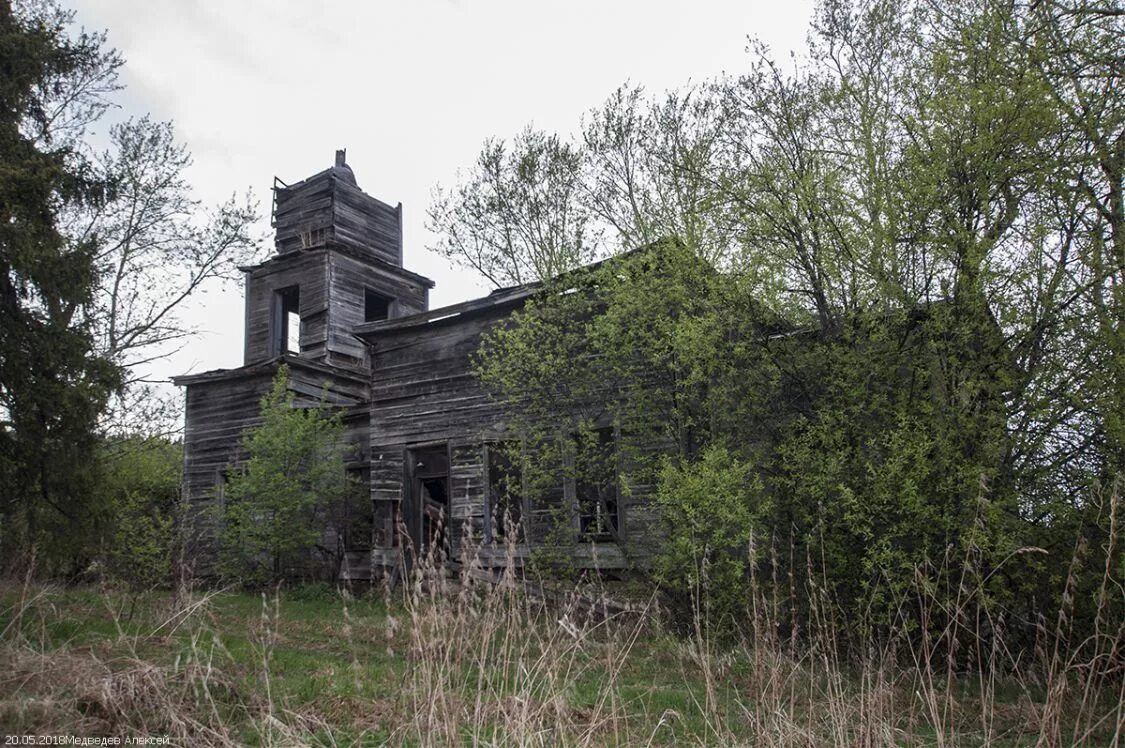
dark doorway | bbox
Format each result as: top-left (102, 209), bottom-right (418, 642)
top-left (407, 445), bottom-right (450, 560)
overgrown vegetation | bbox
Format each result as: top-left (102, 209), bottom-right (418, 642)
top-left (0, 0), bottom-right (258, 577)
top-left (1, 523), bottom-right (1120, 746)
top-left (0, 0), bottom-right (1122, 741)
top-left (466, 0), bottom-right (1125, 664)
top-left (0, 0), bottom-right (123, 577)
top-left (217, 367), bottom-right (352, 586)
top-left (95, 436), bottom-right (181, 590)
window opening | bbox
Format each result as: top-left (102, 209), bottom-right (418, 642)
top-left (487, 443), bottom-right (523, 542)
top-left (274, 285), bottom-right (301, 355)
top-left (215, 468), bottom-right (232, 510)
top-left (411, 446), bottom-right (450, 559)
top-left (574, 427), bottom-right (619, 541)
top-left (364, 288), bottom-right (392, 322)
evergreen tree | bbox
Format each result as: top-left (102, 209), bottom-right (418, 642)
top-left (217, 367), bottom-right (350, 586)
top-left (0, 0), bottom-right (122, 572)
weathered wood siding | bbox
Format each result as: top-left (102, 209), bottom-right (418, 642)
top-left (273, 172), bottom-right (336, 253)
top-left (181, 371), bottom-right (272, 506)
top-left (325, 251), bottom-right (429, 367)
top-left (243, 248), bottom-right (431, 368)
top-left (331, 182), bottom-right (403, 266)
top-left (177, 360), bottom-right (370, 575)
top-left (368, 312), bottom-right (504, 555)
top-left (273, 169), bottom-right (402, 266)
top-left (243, 251), bottom-right (329, 365)
top-left (364, 303), bottom-right (661, 570)
top-left (178, 370), bottom-right (272, 574)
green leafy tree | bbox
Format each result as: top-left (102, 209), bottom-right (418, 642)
top-left (96, 435), bottom-right (181, 589)
top-left (583, 83), bottom-right (736, 264)
top-left (652, 445), bottom-right (761, 637)
top-left (428, 127), bottom-right (597, 288)
top-left (217, 367), bottom-right (350, 586)
top-left (450, 0), bottom-right (1123, 649)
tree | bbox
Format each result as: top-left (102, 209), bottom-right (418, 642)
top-left (458, 0), bottom-right (1123, 646)
top-left (73, 117), bottom-right (259, 435)
top-left (0, 0), bottom-right (122, 572)
top-left (96, 435), bottom-right (181, 589)
top-left (1023, 0), bottom-right (1125, 480)
top-left (3, 2), bottom-right (262, 439)
top-left (583, 84), bottom-right (736, 265)
top-left (1, 0), bottom-right (258, 575)
top-left (428, 127), bottom-right (598, 288)
top-left (217, 367), bottom-right (351, 586)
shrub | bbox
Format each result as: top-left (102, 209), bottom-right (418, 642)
top-left (217, 366), bottom-right (350, 586)
top-left (652, 444), bottom-right (760, 636)
top-left (98, 437), bottom-right (181, 590)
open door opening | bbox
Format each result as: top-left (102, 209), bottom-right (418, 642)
top-left (407, 445), bottom-right (450, 562)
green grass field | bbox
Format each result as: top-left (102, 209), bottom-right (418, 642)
top-left (0, 580), bottom-right (1117, 746)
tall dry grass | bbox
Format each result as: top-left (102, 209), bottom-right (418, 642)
top-left (0, 568), bottom-right (245, 744)
top-left (390, 527), bottom-right (654, 746)
top-left (0, 486), bottom-right (1120, 746)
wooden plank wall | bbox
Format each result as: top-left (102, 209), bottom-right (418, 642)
top-left (244, 252), bottom-right (329, 365)
top-left (180, 365), bottom-right (370, 575)
top-left (244, 249), bottom-right (429, 369)
top-left (366, 308), bottom-right (661, 570)
top-left (325, 251), bottom-right (429, 367)
top-left (331, 182), bottom-right (402, 266)
top-left (368, 314), bottom-right (502, 553)
top-left (180, 372), bottom-right (272, 574)
top-left (273, 176), bottom-right (334, 254)
top-left (273, 171), bottom-right (402, 267)
top-left (286, 362), bottom-right (368, 406)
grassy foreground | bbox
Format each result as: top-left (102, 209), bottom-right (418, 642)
top-left (0, 574), bottom-right (1119, 746)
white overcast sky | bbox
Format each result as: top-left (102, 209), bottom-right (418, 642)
top-left (65, 0), bottom-right (814, 384)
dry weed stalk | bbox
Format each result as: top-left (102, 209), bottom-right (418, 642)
top-left (0, 484), bottom-right (1119, 746)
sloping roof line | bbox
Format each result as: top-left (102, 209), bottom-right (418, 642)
top-left (171, 353), bottom-right (367, 387)
top-left (353, 241), bottom-right (678, 339)
top-left (352, 283), bottom-right (537, 338)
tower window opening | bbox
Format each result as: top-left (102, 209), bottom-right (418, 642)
top-left (364, 288), bottom-right (392, 322)
top-left (274, 285), bottom-right (301, 356)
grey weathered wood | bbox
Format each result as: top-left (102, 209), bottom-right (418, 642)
top-left (358, 290), bottom-right (654, 572)
top-left (177, 153), bottom-right (651, 581)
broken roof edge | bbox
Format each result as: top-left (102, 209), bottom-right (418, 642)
top-left (352, 239), bottom-right (691, 339)
top-left (353, 283), bottom-right (538, 338)
top-left (272, 163), bottom-right (401, 215)
top-left (171, 353), bottom-right (369, 387)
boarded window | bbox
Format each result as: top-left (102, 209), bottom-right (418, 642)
top-left (575, 427), bottom-right (619, 541)
top-left (364, 289), bottom-right (392, 322)
top-left (343, 468), bottom-right (372, 550)
top-left (215, 468), bottom-right (232, 509)
top-left (487, 443), bottom-right (523, 542)
top-left (274, 285), bottom-right (301, 355)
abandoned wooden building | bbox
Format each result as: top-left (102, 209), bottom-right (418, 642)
top-left (174, 152), bottom-right (653, 580)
